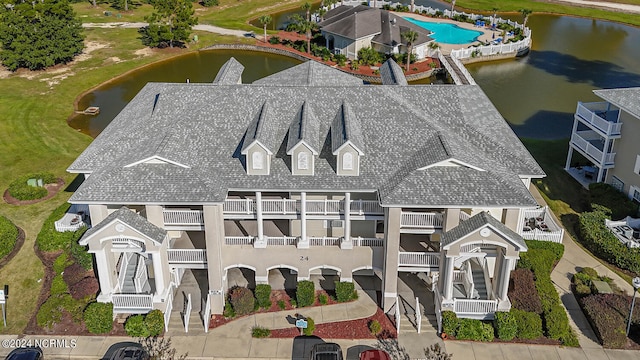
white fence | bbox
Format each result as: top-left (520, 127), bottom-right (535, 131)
top-left (309, 237), bottom-right (342, 246)
top-left (453, 298), bottom-right (498, 314)
top-left (521, 206), bottom-right (564, 244)
top-left (398, 252), bottom-right (440, 267)
top-left (167, 249), bottom-right (207, 263)
top-left (266, 236), bottom-right (298, 246)
top-left (352, 237), bottom-right (384, 247)
top-left (112, 294), bottom-right (154, 312)
top-left (450, 37), bottom-right (531, 60)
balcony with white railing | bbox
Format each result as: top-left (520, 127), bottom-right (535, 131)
top-left (306, 200), bottom-right (342, 215)
top-left (167, 249), bottom-right (207, 264)
top-left (453, 298), bottom-right (498, 317)
top-left (309, 237), bottom-right (342, 247)
top-left (163, 209), bottom-right (204, 228)
top-left (224, 236), bottom-right (254, 245)
top-left (575, 102), bottom-right (622, 137)
top-left (352, 237), bottom-right (384, 247)
top-left (570, 132), bottom-right (616, 166)
top-left (266, 236), bottom-right (298, 246)
top-left (112, 294), bottom-right (154, 314)
top-left (398, 251), bottom-right (440, 269)
top-left (223, 198), bottom-right (384, 219)
top-left (400, 212), bottom-right (444, 232)
top-left (348, 200), bottom-right (384, 216)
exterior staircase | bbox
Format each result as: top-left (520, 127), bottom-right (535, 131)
top-left (121, 255), bottom-right (138, 293)
top-left (166, 309), bottom-right (206, 335)
top-left (470, 260), bottom-right (488, 299)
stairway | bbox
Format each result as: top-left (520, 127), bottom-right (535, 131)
top-left (470, 260), bottom-right (488, 299)
top-left (121, 255), bottom-right (138, 293)
top-left (165, 308), bottom-right (206, 335)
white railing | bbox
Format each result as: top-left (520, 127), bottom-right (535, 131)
top-left (309, 236), bottom-right (342, 246)
top-left (576, 102), bottom-right (621, 135)
top-left (261, 199), bottom-right (298, 215)
top-left (306, 200), bottom-right (342, 215)
top-left (438, 51), bottom-right (462, 85)
top-left (224, 236), bottom-right (254, 245)
top-left (453, 298), bottom-right (498, 314)
top-left (54, 212), bottom-right (86, 232)
top-left (459, 243), bottom-right (481, 253)
top-left (398, 252), bottom-right (440, 267)
top-left (450, 37), bottom-right (531, 60)
top-left (395, 296), bottom-right (401, 334)
top-left (112, 294), bottom-right (153, 311)
top-left (459, 211), bottom-right (471, 222)
top-left (112, 237), bottom-right (144, 250)
top-left (117, 253), bottom-right (131, 292)
top-left (224, 199), bottom-right (254, 214)
top-left (352, 237), bottom-right (384, 247)
top-left (266, 236), bottom-right (298, 246)
top-left (449, 54), bottom-right (477, 85)
top-left (434, 287), bottom-right (442, 334)
top-left (167, 249), bottom-right (207, 263)
top-left (349, 200), bottom-right (384, 215)
top-left (463, 261), bottom-right (475, 299)
top-left (521, 229), bottom-right (563, 243)
top-left (203, 293), bottom-right (211, 333)
top-left (416, 296), bottom-right (422, 334)
top-left (452, 270), bottom-right (466, 283)
top-left (400, 212), bottom-right (444, 228)
top-left (521, 206), bottom-right (564, 243)
top-left (184, 293), bottom-right (192, 333)
top-left (134, 257), bottom-right (147, 293)
top-left (571, 133), bottom-right (615, 165)
top-left (481, 258), bottom-right (495, 300)
top-left (163, 209), bottom-right (204, 225)
top-left (164, 286), bottom-right (173, 332)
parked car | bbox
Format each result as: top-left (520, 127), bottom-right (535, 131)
top-left (359, 349), bottom-right (391, 360)
top-left (5, 347), bottom-right (43, 360)
top-left (309, 343), bottom-right (343, 360)
top-left (108, 346), bottom-right (149, 360)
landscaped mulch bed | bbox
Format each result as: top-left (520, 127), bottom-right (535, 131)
top-left (269, 308), bottom-right (397, 339)
top-left (2, 178), bottom-right (65, 205)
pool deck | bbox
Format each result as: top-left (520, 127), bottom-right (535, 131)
top-left (401, 13), bottom-right (502, 55)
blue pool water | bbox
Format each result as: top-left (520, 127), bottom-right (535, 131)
top-left (404, 18), bottom-right (482, 44)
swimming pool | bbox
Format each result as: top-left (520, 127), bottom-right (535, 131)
top-left (404, 18), bottom-right (483, 44)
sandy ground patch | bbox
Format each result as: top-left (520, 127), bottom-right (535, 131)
top-left (250, 0), bottom-right (300, 15)
top-left (0, 67), bottom-right (11, 79)
top-left (74, 41), bottom-right (109, 62)
top-left (134, 47), bottom-right (154, 57)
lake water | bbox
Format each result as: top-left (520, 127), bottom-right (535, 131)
top-left (70, 13), bottom-right (640, 141)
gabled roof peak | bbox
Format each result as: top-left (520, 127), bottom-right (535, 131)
top-left (331, 100), bottom-right (365, 155)
top-left (287, 101), bottom-right (320, 155)
top-left (241, 101), bottom-right (276, 154)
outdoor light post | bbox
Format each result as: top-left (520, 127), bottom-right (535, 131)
top-left (626, 277), bottom-right (640, 337)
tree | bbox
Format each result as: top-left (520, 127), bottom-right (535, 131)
top-left (142, 0), bottom-right (198, 48)
top-left (401, 30), bottom-right (418, 72)
top-left (290, 14), bottom-right (316, 54)
top-left (491, 7), bottom-right (498, 26)
top-left (0, 0), bottom-right (84, 71)
top-left (302, 1), bottom-right (311, 21)
top-left (258, 15), bottom-right (272, 43)
top-left (519, 8), bottom-right (532, 27)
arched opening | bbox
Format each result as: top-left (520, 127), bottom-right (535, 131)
top-left (353, 267), bottom-right (382, 305)
top-left (327, 35), bottom-right (335, 50)
top-left (225, 266), bottom-right (257, 290)
top-left (309, 265), bottom-right (341, 296)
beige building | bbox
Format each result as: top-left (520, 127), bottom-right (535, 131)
top-left (66, 58), bottom-right (550, 333)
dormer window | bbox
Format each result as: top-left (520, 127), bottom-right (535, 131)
top-left (252, 152), bottom-right (264, 170)
top-left (343, 153), bottom-right (353, 170)
top-left (298, 152), bottom-right (309, 170)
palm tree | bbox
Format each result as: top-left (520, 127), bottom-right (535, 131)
top-left (318, 7), bottom-right (327, 22)
top-left (258, 15), bottom-right (272, 43)
top-left (302, 1), bottom-right (312, 21)
top-left (401, 30), bottom-right (418, 72)
top-left (491, 7), bottom-right (498, 27)
top-left (291, 14), bottom-right (315, 53)
top-left (519, 8), bottom-right (532, 27)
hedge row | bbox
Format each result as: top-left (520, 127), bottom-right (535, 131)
top-left (83, 302), bottom-right (114, 334)
top-left (508, 268), bottom-right (542, 314)
top-left (125, 309), bottom-right (164, 337)
top-left (588, 183), bottom-right (638, 220)
top-left (335, 281), bottom-right (358, 303)
top-left (578, 207), bottom-right (640, 274)
top-left (0, 216), bottom-right (18, 260)
top-left (443, 310), bottom-right (537, 341)
top-left (296, 280), bottom-right (315, 307)
top-left (7, 172), bottom-right (56, 200)
top-left (581, 293), bottom-right (640, 348)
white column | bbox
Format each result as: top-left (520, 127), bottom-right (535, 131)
top-left (341, 192), bottom-right (353, 249)
top-left (298, 192), bottom-right (309, 249)
top-left (565, 118), bottom-right (579, 170)
top-left (95, 250), bottom-right (114, 302)
top-left (255, 191), bottom-right (266, 248)
top-left (441, 257), bottom-right (454, 300)
top-left (151, 253), bottom-right (165, 301)
top-left (499, 258), bottom-right (514, 300)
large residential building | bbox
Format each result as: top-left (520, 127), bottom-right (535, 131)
top-left (318, 5), bottom-right (434, 60)
top-left (67, 58), bottom-right (548, 331)
top-left (565, 87), bottom-right (640, 201)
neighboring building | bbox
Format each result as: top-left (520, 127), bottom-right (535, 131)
top-left (565, 87), bottom-right (640, 201)
top-left (67, 58), bottom-right (547, 332)
top-left (319, 5), bottom-right (433, 60)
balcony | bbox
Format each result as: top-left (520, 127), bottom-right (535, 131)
top-left (400, 211), bottom-right (444, 233)
top-left (575, 102), bottom-right (621, 137)
top-left (167, 249), bottom-right (207, 266)
top-left (112, 294), bottom-right (154, 314)
top-left (162, 209), bottom-right (204, 230)
top-left (398, 251), bottom-right (440, 271)
top-left (222, 199), bottom-right (383, 219)
top-left (570, 131), bottom-right (615, 167)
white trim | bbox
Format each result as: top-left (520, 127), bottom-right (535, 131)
top-left (266, 264), bottom-right (299, 272)
top-left (308, 265), bottom-right (342, 274)
top-left (286, 141), bottom-right (319, 156)
top-left (384, 292), bottom-right (397, 298)
top-left (241, 141), bottom-right (273, 156)
top-left (223, 264), bottom-right (257, 272)
top-left (441, 224), bottom-right (527, 251)
top-left (629, 186), bottom-right (640, 202)
top-left (418, 158), bottom-right (485, 172)
top-left (124, 155), bottom-right (190, 169)
top-left (332, 141), bottom-right (365, 156)
top-left (80, 218), bottom-right (164, 246)
top-left (634, 155), bottom-right (640, 175)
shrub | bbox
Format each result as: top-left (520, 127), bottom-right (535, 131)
top-left (125, 315), bottom-right (150, 337)
top-left (277, 300), bottom-right (286, 310)
top-left (229, 287), bottom-right (255, 315)
top-left (589, 182), bottom-right (638, 220)
top-left (0, 216), bottom-right (18, 260)
top-left (37, 296), bottom-right (64, 328)
top-left (8, 173), bottom-right (56, 200)
top-left (580, 267), bottom-right (599, 278)
top-left (201, 0), bottom-right (218, 6)
top-left (575, 283), bottom-right (591, 297)
top-left (252, 326), bottom-right (271, 338)
top-left (581, 294), bottom-right (628, 348)
top-left (357, 47), bottom-right (383, 66)
top-left (296, 281), bottom-right (315, 307)
top-left (494, 311), bottom-right (517, 340)
top-left (83, 302), bottom-right (114, 334)
top-left (544, 304), bottom-right (572, 341)
top-left (302, 316), bottom-right (315, 336)
top-left (536, 277), bottom-right (560, 313)
top-left (318, 293), bottom-right (328, 305)
top-left (70, 241), bottom-right (93, 270)
top-left (335, 281), bottom-right (357, 303)
top-left (50, 274), bottom-right (68, 296)
top-left (37, 202), bottom-right (88, 252)
top-left (53, 252), bottom-right (72, 274)
top-left (268, 36), bottom-right (280, 44)
top-left (455, 318), bottom-right (492, 341)
top-left (254, 284), bottom-right (272, 309)
top-left (369, 319), bottom-right (382, 335)
top-left (144, 309), bottom-right (164, 336)
top-left (224, 300), bottom-right (236, 318)
top-left (517, 248), bottom-right (556, 276)
top-left (508, 268), bottom-right (542, 313)
top-left (334, 54), bottom-right (347, 67)
top-left (573, 272), bottom-right (592, 287)
top-left (524, 240), bottom-right (564, 262)
top-left (512, 309), bottom-right (543, 339)
top-left (441, 311), bottom-right (458, 336)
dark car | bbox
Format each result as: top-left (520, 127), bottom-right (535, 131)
top-left (109, 346), bottom-right (149, 360)
top-left (309, 343), bottom-right (343, 360)
top-left (5, 347), bottom-right (43, 360)
top-left (359, 349), bottom-right (391, 360)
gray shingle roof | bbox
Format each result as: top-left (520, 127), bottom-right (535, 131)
top-left (441, 211), bottom-right (526, 250)
top-left (287, 101), bottom-right (320, 154)
top-left (213, 57), bottom-right (244, 85)
top-left (82, 206), bottom-right (167, 244)
top-left (372, 11), bottom-right (432, 48)
top-left (593, 87), bottom-right (640, 120)
top-left (380, 59), bottom-right (408, 85)
top-left (253, 60), bottom-right (363, 86)
top-left (241, 101), bottom-right (279, 154)
top-left (68, 60), bottom-right (544, 207)
top-left (331, 101), bottom-right (365, 154)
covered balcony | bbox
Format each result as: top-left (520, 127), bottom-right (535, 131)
top-left (570, 130), bottom-right (616, 167)
top-left (399, 211), bottom-right (444, 233)
top-left (575, 102), bottom-right (622, 137)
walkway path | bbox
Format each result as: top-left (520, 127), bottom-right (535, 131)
top-left (550, 0), bottom-right (640, 14)
top-left (82, 22), bottom-right (250, 37)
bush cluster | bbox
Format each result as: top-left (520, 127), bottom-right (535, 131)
top-left (578, 207), bottom-right (640, 274)
top-left (302, 316), bottom-right (315, 336)
top-left (368, 319), bottom-right (382, 335)
top-left (36, 202), bottom-right (88, 252)
top-left (588, 183), bottom-right (638, 220)
top-left (83, 302), bottom-right (114, 334)
top-left (493, 311), bottom-right (517, 340)
top-left (508, 268), bottom-right (542, 313)
top-left (511, 309), bottom-right (543, 339)
top-left (7, 173), bottom-right (56, 200)
top-left (296, 280), bottom-right (315, 307)
top-left (125, 309), bottom-right (164, 337)
top-left (581, 293), bottom-right (639, 348)
top-left (268, 36), bottom-right (280, 44)
top-left (572, 267), bottom-right (618, 298)
top-left (0, 216), bottom-right (18, 260)
top-left (439, 311), bottom-right (492, 341)
top-left (335, 281), bottom-right (357, 303)
top-left (70, 241), bottom-right (93, 270)
top-left (251, 326), bottom-right (271, 338)
top-left (200, 0), bottom-right (218, 6)
top-left (229, 286), bottom-right (255, 315)
top-left (357, 47), bottom-right (384, 66)
top-left (254, 284), bottom-right (272, 309)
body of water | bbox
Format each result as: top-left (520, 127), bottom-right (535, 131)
top-left (404, 17), bottom-right (483, 44)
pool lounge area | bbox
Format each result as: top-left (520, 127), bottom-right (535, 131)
top-left (403, 17), bottom-right (483, 44)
